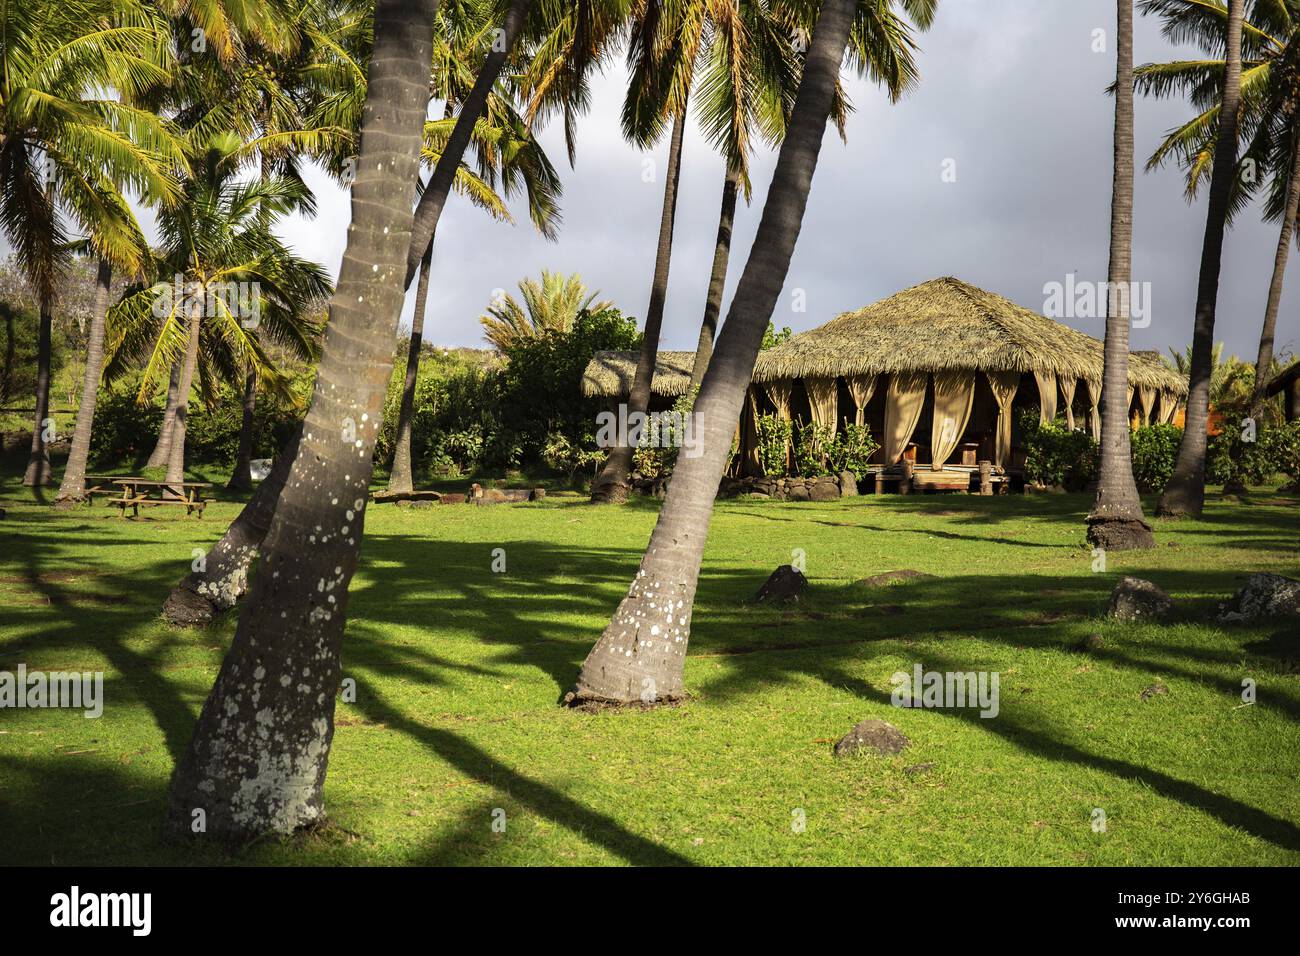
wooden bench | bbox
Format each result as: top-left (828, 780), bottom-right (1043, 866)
top-left (84, 475), bottom-right (136, 503)
top-left (111, 479), bottom-right (211, 518)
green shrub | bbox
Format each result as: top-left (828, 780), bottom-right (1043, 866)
top-left (755, 413), bottom-right (792, 476)
top-left (1130, 423), bottom-right (1182, 493)
top-left (793, 421), bottom-right (836, 477)
top-left (1020, 410), bottom-right (1098, 489)
top-left (1208, 419), bottom-right (1300, 487)
top-left (828, 423), bottom-right (879, 478)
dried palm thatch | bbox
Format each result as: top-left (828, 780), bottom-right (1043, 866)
top-left (581, 350), bottom-right (696, 398)
top-left (580, 278), bottom-right (1187, 397)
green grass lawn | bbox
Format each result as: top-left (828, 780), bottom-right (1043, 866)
top-left (1, 477), bottom-right (1297, 866)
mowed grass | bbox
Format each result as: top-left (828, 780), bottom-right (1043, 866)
top-left (0, 478), bottom-right (1297, 866)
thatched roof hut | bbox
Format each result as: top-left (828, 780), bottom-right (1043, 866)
top-left (754, 278), bottom-right (1185, 393)
top-left (582, 278), bottom-right (1188, 481)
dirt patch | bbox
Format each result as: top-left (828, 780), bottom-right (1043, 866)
top-left (562, 692), bottom-right (692, 713)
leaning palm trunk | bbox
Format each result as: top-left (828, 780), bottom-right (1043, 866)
top-left (1087, 0), bottom-right (1153, 550)
top-left (163, 426), bottom-right (302, 626)
top-left (571, 0), bottom-right (855, 704)
top-left (164, 0), bottom-right (436, 841)
top-left (1250, 126), bottom-right (1300, 415)
top-left (388, 241), bottom-right (433, 494)
top-left (1158, 0), bottom-right (1245, 517)
top-left (592, 107), bottom-right (688, 502)
top-left (55, 260), bottom-right (113, 503)
top-left (22, 298), bottom-right (54, 487)
top-left (689, 166), bottom-right (740, 391)
top-left (146, 363), bottom-right (181, 468)
top-left (404, 0), bottom-right (533, 285)
top-left (164, 306), bottom-right (202, 489)
top-left (227, 367), bottom-right (257, 490)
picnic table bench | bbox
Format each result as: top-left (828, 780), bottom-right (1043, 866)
top-left (84, 475), bottom-right (136, 502)
top-left (111, 479), bottom-right (211, 518)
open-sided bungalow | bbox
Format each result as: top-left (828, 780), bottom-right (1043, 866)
top-left (582, 277), bottom-right (1188, 491)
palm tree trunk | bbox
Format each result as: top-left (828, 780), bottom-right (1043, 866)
top-left (404, 0), bottom-right (533, 286)
top-left (164, 305), bottom-right (202, 489)
top-left (1087, 0), bottom-right (1153, 550)
top-left (689, 166), bottom-right (740, 391)
top-left (164, 0), bottom-right (437, 842)
top-left (147, 362), bottom-right (181, 468)
top-left (388, 240), bottom-right (433, 494)
top-left (163, 425), bottom-right (302, 626)
top-left (227, 367), bottom-right (257, 490)
top-left (1158, 0), bottom-right (1245, 517)
top-left (22, 296), bottom-right (54, 486)
top-left (571, 0), bottom-right (856, 704)
top-left (592, 105), bottom-right (689, 502)
top-left (55, 260), bottom-right (112, 502)
top-left (1250, 126), bottom-right (1300, 414)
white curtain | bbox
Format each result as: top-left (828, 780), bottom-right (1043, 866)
top-left (1059, 377), bottom-right (1078, 431)
top-left (986, 371), bottom-right (1021, 468)
top-left (804, 378), bottom-right (839, 432)
top-left (930, 370), bottom-right (975, 470)
top-left (1138, 385), bottom-right (1156, 427)
top-left (1034, 370), bottom-right (1058, 423)
top-left (846, 375), bottom-right (877, 427)
top-left (884, 372), bottom-right (928, 465)
top-left (1083, 378), bottom-right (1102, 439)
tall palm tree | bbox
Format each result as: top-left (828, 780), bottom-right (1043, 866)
top-left (1087, 0), bottom-right (1155, 550)
top-left (54, 207), bottom-right (154, 503)
top-left (480, 270), bottom-right (610, 349)
top-left (1156, 0), bottom-right (1247, 517)
top-left (0, 0), bottom-right (181, 486)
top-left (105, 133), bottom-right (329, 489)
top-left (1133, 0), bottom-right (1300, 419)
top-left (570, 0), bottom-right (861, 704)
top-left (164, 0), bottom-right (438, 841)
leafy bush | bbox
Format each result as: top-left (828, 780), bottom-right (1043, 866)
top-left (827, 423), bottom-right (879, 478)
top-left (755, 413), bottom-right (792, 476)
top-left (793, 422), bottom-right (836, 476)
top-left (1207, 419), bottom-right (1300, 487)
top-left (1130, 423), bottom-right (1182, 493)
top-left (1019, 410), bottom-right (1098, 489)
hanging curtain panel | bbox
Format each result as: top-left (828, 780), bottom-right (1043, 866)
top-left (1083, 378), bottom-right (1102, 438)
top-left (805, 377), bottom-right (839, 432)
top-left (1138, 385), bottom-right (1156, 426)
top-left (1126, 384), bottom-right (1137, 430)
top-left (884, 371), bottom-right (928, 465)
top-left (765, 380), bottom-right (794, 420)
top-left (846, 374), bottom-right (877, 427)
top-left (1059, 377), bottom-right (1078, 431)
top-left (986, 370), bottom-right (1021, 468)
top-left (1161, 391), bottom-right (1179, 424)
top-left (741, 386), bottom-right (761, 475)
top-left (1034, 370), bottom-right (1058, 423)
top-left (930, 370), bottom-right (976, 470)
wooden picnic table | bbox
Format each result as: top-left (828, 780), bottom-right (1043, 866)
top-left (111, 479), bottom-right (212, 518)
top-left (84, 475), bottom-right (137, 502)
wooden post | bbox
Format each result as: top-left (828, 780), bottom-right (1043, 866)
top-left (875, 469), bottom-right (885, 495)
top-left (979, 460), bottom-right (992, 496)
top-left (900, 459), bottom-right (913, 494)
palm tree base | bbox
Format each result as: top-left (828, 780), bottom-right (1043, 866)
top-left (162, 582), bottom-right (222, 627)
top-left (589, 479), bottom-right (631, 504)
top-left (1086, 514), bottom-right (1155, 551)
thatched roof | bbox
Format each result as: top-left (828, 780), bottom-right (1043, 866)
top-left (581, 278), bottom-right (1187, 397)
top-left (582, 350), bottom-right (696, 398)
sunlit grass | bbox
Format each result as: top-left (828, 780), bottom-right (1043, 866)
top-left (0, 476), bottom-right (1297, 865)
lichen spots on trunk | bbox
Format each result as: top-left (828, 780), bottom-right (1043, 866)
top-left (164, 0), bottom-right (438, 842)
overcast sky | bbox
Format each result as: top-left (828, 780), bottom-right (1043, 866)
top-left (50, 1), bottom-right (1300, 364)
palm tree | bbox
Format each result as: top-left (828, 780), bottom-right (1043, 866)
top-left (387, 58), bottom-right (564, 495)
top-left (105, 133), bottom-right (329, 490)
top-left (164, 0), bottom-right (438, 841)
top-left (1087, 0), bottom-right (1155, 550)
top-left (0, 0), bottom-right (181, 486)
top-left (480, 271), bottom-right (611, 350)
top-left (570, 0), bottom-right (861, 704)
top-left (592, 0), bottom-right (928, 499)
top-left (1133, 0), bottom-right (1300, 419)
top-left (1153, 0), bottom-right (1247, 516)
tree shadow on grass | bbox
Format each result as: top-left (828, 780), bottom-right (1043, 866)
top-left (349, 678), bottom-right (693, 866)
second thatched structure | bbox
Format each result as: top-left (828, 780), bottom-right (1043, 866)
top-left (582, 277), bottom-right (1187, 485)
